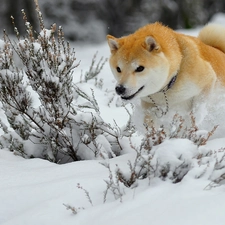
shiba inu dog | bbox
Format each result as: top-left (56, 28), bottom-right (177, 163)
top-left (107, 22), bottom-right (225, 126)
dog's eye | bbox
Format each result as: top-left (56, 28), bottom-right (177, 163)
top-left (135, 66), bottom-right (145, 72)
top-left (116, 67), bottom-right (121, 73)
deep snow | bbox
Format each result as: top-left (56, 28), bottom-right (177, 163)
top-left (1, 14), bottom-right (225, 225)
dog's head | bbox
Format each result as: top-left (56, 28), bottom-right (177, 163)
top-left (107, 34), bottom-right (171, 100)
top-left (107, 23), bottom-right (183, 101)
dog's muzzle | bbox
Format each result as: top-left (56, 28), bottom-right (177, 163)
top-left (115, 85), bottom-right (144, 100)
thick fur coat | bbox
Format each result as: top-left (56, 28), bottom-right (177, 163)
top-left (107, 23), bottom-right (225, 125)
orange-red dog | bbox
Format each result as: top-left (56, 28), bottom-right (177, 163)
top-left (107, 22), bottom-right (225, 125)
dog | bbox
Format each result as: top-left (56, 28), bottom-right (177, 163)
top-left (107, 22), bottom-right (225, 127)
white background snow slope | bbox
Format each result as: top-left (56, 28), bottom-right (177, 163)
top-left (1, 14), bottom-right (225, 225)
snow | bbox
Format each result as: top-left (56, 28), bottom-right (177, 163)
top-left (1, 146), bottom-right (225, 225)
top-left (1, 14), bottom-right (225, 225)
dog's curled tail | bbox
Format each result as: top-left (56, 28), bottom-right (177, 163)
top-left (198, 24), bottom-right (225, 53)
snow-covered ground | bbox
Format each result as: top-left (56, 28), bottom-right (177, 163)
top-left (1, 14), bottom-right (225, 225)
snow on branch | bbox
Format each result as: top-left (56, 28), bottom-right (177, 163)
top-left (102, 113), bottom-right (225, 201)
top-left (0, 1), bottom-right (121, 162)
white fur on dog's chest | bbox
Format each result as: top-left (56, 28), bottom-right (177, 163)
top-left (141, 80), bottom-right (201, 112)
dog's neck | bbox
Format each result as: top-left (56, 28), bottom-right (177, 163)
top-left (159, 72), bottom-right (178, 93)
top-left (144, 71), bottom-right (179, 116)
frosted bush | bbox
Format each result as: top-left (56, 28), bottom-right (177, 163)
top-left (0, 2), bottom-right (121, 163)
top-left (103, 113), bottom-right (224, 201)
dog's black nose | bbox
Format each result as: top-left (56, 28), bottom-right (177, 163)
top-left (115, 85), bottom-right (126, 95)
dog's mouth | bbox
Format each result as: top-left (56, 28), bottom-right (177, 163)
top-left (121, 86), bottom-right (144, 100)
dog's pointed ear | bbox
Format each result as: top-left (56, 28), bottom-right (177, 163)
top-left (107, 35), bottom-right (119, 52)
top-left (145, 36), bottom-right (159, 52)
